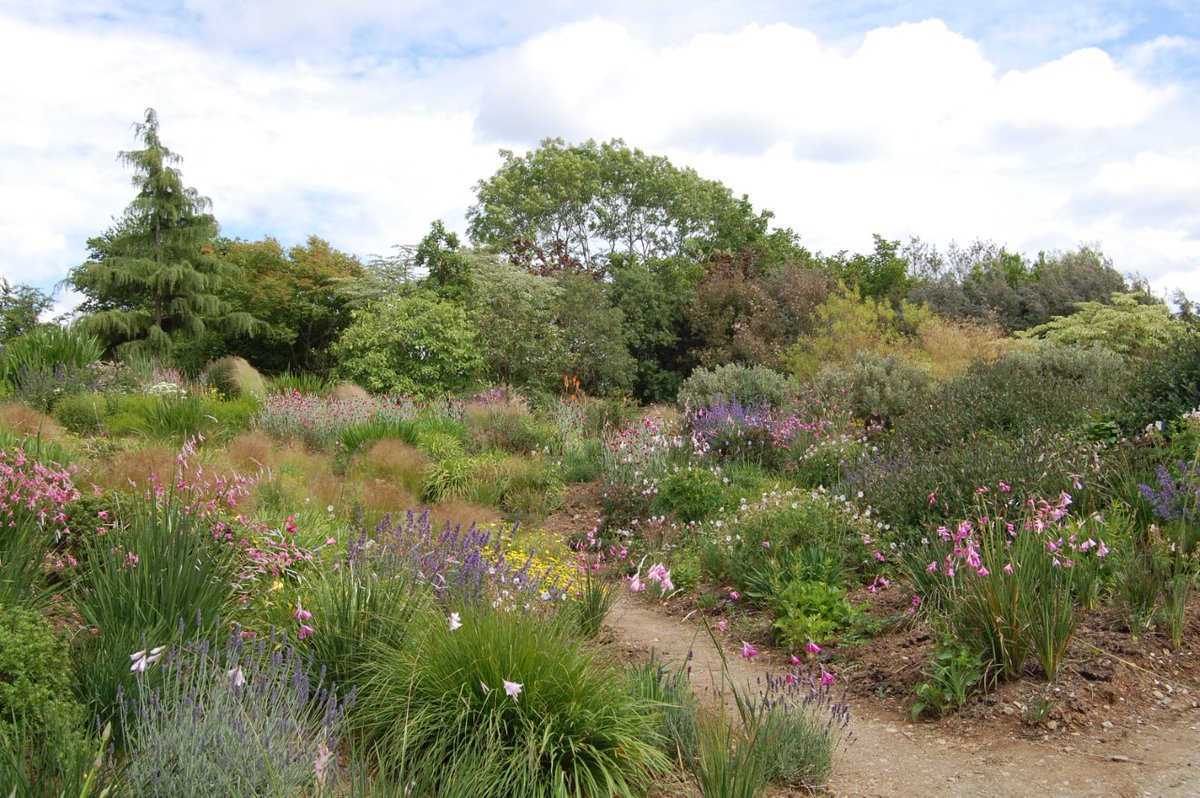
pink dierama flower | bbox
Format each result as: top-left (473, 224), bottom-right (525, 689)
top-left (629, 573), bottom-right (645, 592)
top-left (503, 680), bottom-right (523, 701)
top-left (298, 624), bottom-right (314, 640)
top-left (716, 619), bottom-right (728, 633)
top-left (1002, 563), bottom-right (1014, 574)
top-left (805, 640), bottom-right (821, 655)
top-left (976, 566), bottom-right (989, 576)
top-left (293, 601), bottom-right (312, 622)
top-left (741, 641), bottom-right (758, 659)
top-left (819, 669), bottom-right (835, 686)
top-left (791, 654), bottom-right (802, 665)
top-left (448, 612), bottom-right (462, 631)
top-left (729, 590), bottom-right (741, 600)
top-left (1096, 540), bottom-right (1109, 557)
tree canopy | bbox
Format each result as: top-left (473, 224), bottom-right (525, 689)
top-left (467, 138), bottom-right (802, 272)
top-left (68, 109), bottom-right (257, 357)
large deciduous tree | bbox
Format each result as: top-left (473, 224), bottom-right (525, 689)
top-left (68, 109), bottom-right (257, 358)
top-left (215, 236), bottom-right (365, 373)
top-left (467, 138), bottom-right (801, 273)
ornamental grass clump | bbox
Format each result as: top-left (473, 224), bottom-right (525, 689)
top-left (358, 603), bottom-right (669, 798)
top-left (119, 630), bottom-right (352, 798)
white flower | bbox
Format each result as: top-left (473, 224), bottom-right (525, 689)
top-left (503, 679), bottom-right (523, 701)
top-left (226, 667), bottom-right (246, 687)
top-left (129, 645), bottom-right (166, 673)
top-left (448, 612), bottom-right (462, 631)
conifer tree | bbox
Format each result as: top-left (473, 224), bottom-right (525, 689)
top-left (69, 109), bottom-right (257, 356)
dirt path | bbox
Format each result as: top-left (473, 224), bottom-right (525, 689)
top-left (609, 595), bottom-right (1200, 798)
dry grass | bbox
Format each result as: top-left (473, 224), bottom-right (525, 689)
top-left (86, 444), bottom-right (179, 492)
top-left (225, 431), bottom-right (280, 471)
top-left (358, 481), bottom-right (419, 521)
top-left (205, 355), bottom-right (267, 400)
top-left (427, 499), bottom-right (502, 530)
top-left (463, 398), bottom-right (529, 424)
top-left (330, 382), bottom-right (371, 402)
top-left (0, 401), bottom-right (67, 440)
top-left (917, 318), bottom-right (1005, 380)
top-left (353, 439), bottom-right (428, 495)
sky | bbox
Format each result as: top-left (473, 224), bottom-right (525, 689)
top-left (1, 0), bottom-right (1198, 310)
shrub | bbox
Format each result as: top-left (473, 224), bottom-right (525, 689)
top-left (203, 355), bottom-right (267, 400)
top-left (119, 631), bottom-right (352, 797)
top-left (466, 402), bottom-right (556, 454)
top-left (656, 466), bottom-right (723, 523)
top-left (0, 605), bottom-right (91, 781)
top-left (814, 350), bottom-right (930, 427)
top-left (677, 363), bottom-right (796, 411)
top-left (332, 292), bottom-right (484, 397)
top-left (359, 603), bottom-right (669, 797)
top-left (50, 392), bottom-right (110, 435)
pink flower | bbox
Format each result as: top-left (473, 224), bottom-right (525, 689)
top-left (1096, 540), bottom-right (1109, 557)
top-left (791, 654), bottom-right (802, 665)
top-left (926, 561), bottom-right (938, 574)
top-left (503, 680), bottom-right (523, 701)
top-left (805, 640), bottom-right (821, 655)
top-left (448, 612), bottom-right (462, 631)
top-left (293, 601), bottom-right (312, 622)
top-left (820, 669), bottom-right (835, 686)
top-left (716, 619), bottom-right (728, 633)
top-left (740, 641), bottom-right (758, 659)
top-left (298, 624), bottom-right (314, 640)
top-left (1002, 562), bottom-right (1014, 574)
top-left (762, 540), bottom-right (771, 549)
top-left (785, 673), bottom-right (797, 684)
top-left (927, 491), bottom-right (937, 506)
top-left (629, 574), bottom-right (645, 592)
top-left (729, 590), bottom-right (741, 600)
top-left (976, 566), bottom-right (989, 576)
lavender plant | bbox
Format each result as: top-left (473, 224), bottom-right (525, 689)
top-left (119, 629), bottom-right (352, 797)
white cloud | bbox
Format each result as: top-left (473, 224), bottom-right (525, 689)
top-left (0, 5), bottom-right (1196, 305)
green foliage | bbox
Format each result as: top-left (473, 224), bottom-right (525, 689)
top-left (470, 258), bottom-right (568, 392)
top-left (814, 350), bottom-right (930, 426)
top-left (68, 109), bottom-right (259, 357)
top-left (608, 258), bottom-right (699, 403)
top-left (553, 272), bottom-right (635, 396)
top-left (0, 279), bottom-right (54, 343)
top-left (468, 137), bottom-right (798, 271)
top-left (1, 325), bottom-right (103, 391)
top-left (417, 220), bottom-right (475, 304)
top-left (562, 438), bottom-right (604, 484)
top-left (0, 605), bottom-right (92, 796)
top-left (51, 392), bottom-right (110, 435)
top-left (203, 355), bottom-right (266, 400)
top-left (332, 291), bottom-right (483, 397)
top-left (677, 363), bottom-right (796, 410)
top-left (215, 236), bottom-right (365, 373)
top-left (570, 568), bottom-right (619, 639)
top-left (822, 234), bottom-right (911, 303)
top-left (783, 285), bottom-right (932, 383)
top-left (626, 654), bottom-right (699, 771)
top-left (912, 639), bottom-right (985, 720)
top-left (769, 578), bottom-right (861, 648)
top-left (1018, 292), bottom-right (1186, 358)
top-left (358, 603), bottom-right (669, 797)
top-left (656, 466), bottom-right (723, 523)
top-left (1121, 334), bottom-right (1200, 431)
top-left (908, 241), bottom-right (1129, 333)
top-left (466, 405), bottom-right (555, 455)
top-left (72, 498), bottom-right (238, 725)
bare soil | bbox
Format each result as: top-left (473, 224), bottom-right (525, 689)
top-left (606, 593), bottom-right (1200, 797)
